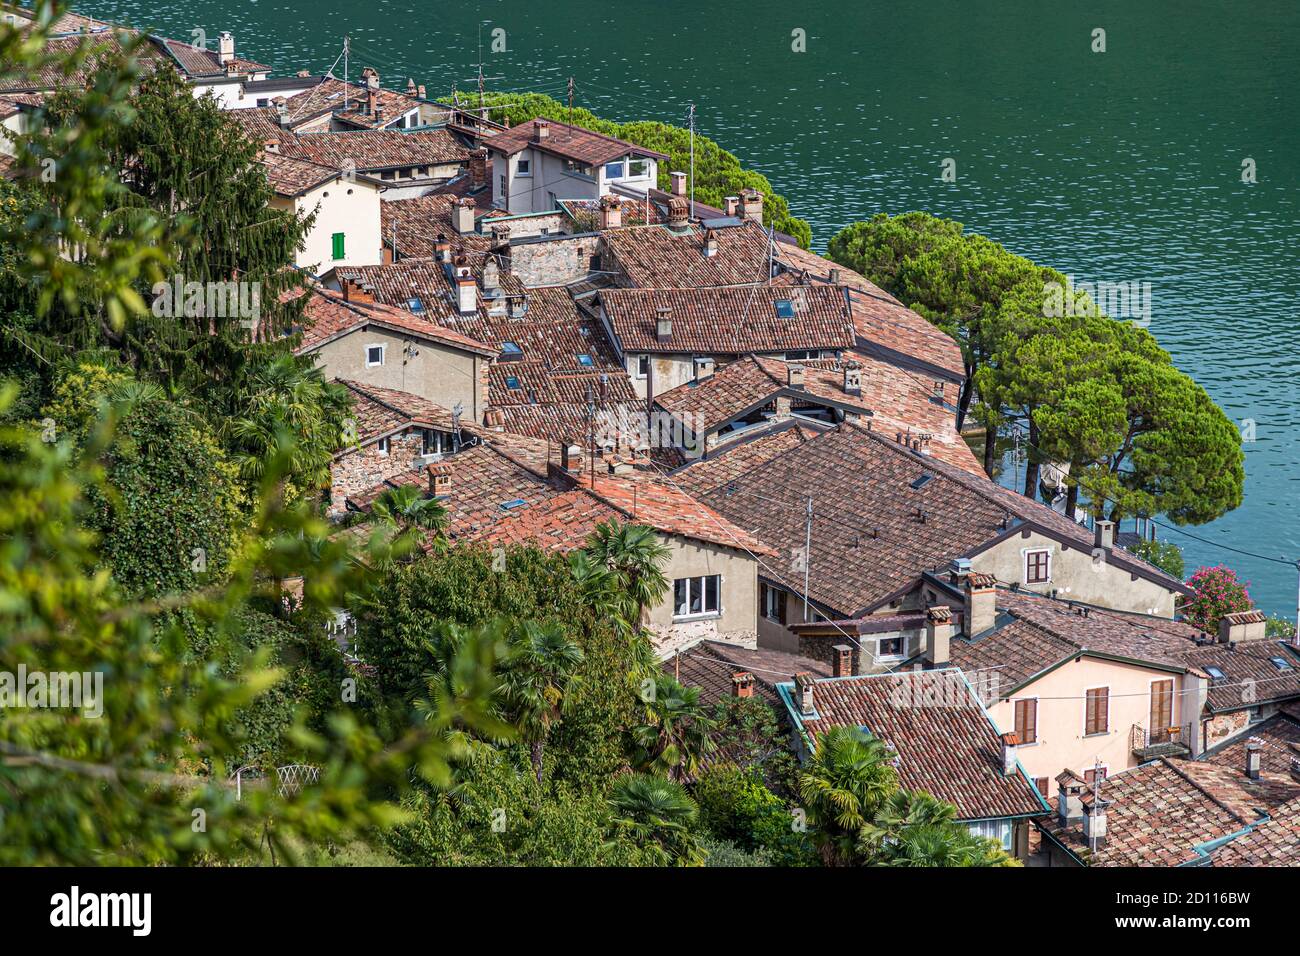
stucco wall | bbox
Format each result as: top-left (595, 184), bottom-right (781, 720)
top-left (644, 536), bottom-right (758, 649)
top-left (972, 529), bottom-right (1178, 618)
top-left (276, 177), bottom-right (383, 273)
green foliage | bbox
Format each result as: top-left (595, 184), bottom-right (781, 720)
top-left (1266, 616), bottom-right (1297, 641)
top-left (630, 672), bottom-right (716, 782)
top-left (607, 772), bottom-right (705, 866)
top-left (1126, 538), bottom-right (1185, 580)
top-left (700, 836), bottom-right (775, 867)
top-left (870, 790), bottom-right (1017, 867)
top-left (710, 694), bottom-right (801, 796)
top-left (1181, 565), bottom-right (1253, 634)
top-left (463, 91), bottom-right (812, 248)
top-left (694, 766), bottom-right (816, 866)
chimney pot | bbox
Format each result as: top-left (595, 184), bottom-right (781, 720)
top-left (1081, 794), bottom-right (1110, 848)
top-left (732, 671), bottom-right (755, 699)
top-left (794, 672), bottom-right (816, 717)
top-left (1056, 771), bottom-right (1085, 827)
top-left (667, 196), bottom-right (689, 230)
top-left (831, 644), bottom-right (853, 678)
top-left (599, 194), bottom-right (623, 230)
top-left (1093, 519), bottom-right (1115, 552)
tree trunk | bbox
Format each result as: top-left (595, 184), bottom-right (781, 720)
top-left (982, 424), bottom-right (997, 477)
top-left (1022, 421), bottom-right (1041, 499)
top-left (1066, 481), bottom-right (1080, 520)
top-left (530, 740), bottom-right (544, 785)
top-left (955, 368), bottom-right (975, 432)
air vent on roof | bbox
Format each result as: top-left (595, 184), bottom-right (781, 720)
top-left (910, 473), bottom-right (934, 490)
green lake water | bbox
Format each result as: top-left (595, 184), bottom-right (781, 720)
top-left (78, 0), bottom-right (1300, 615)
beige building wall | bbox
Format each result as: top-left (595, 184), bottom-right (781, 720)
top-left (309, 330), bottom-right (485, 421)
top-left (987, 656), bottom-right (1196, 787)
top-left (647, 536), bottom-right (758, 653)
top-left (271, 177), bottom-right (383, 273)
top-left (973, 529), bottom-right (1178, 618)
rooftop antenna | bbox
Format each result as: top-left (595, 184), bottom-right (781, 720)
top-left (451, 401), bottom-right (464, 452)
top-left (567, 76), bottom-right (574, 125)
top-left (687, 102), bottom-right (696, 221)
top-left (343, 34), bottom-right (349, 112)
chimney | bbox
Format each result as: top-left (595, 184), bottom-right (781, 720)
top-left (427, 462), bottom-right (452, 497)
top-left (366, 88), bottom-right (378, 117)
top-left (217, 31), bottom-right (235, 65)
top-left (667, 196), bottom-right (689, 231)
top-left (1081, 793), bottom-right (1110, 848)
top-left (723, 196), bottom-right (739, 217)
top-left (949, 556), bottom-right (973, 584)
top-left (451, 197), bottom-right (476, 235)
top-left (732, 671), bottom-right (755, 699)
top-left (1093, 519), bottom-right (1115, 552)
top-left (843, 361), bottom-right (862, 396)
top-left (433, 233), bottom-right (452, 263)
top-left (262, 138), bottom-right (280, 155)
top-left (1056, 771), bottom-right (1085, 827)
top-left (829, 268), bottom-right (842, 284)
top-left (738, 187), bottom-right (763, 224)
top-left (963, 572), bottom-right (997, 638)
top-left (670, 171), bottom-right (687, 196)
top-left (604, 455), bottom-right (633, 476)
top-left (702, 229), bottom-right (718, 257)
top-left (999, 732), bottom-right (1019, 776)
top-left (533, 119), bottom-right (550, 142)
top-left (1219, 609), bottom-right (1266, 645)
top-left (481, 258), bottom-right (501, 296)
top-left (599, 195), bottom-right (623, 230)
top-left (925, 605), bottom-right (952, 667)
top-left (831, 644), bottom-right (853, 678)
top-left (489, 222), bottom-right (512, 244)
top-left (786, 364), bottom-right (805, 389)
top-left (361, 66), bottom-right (379, 91)
top-left (406, 77), bottom-right (417, 96)
top-left (452, 255), bottom-right (476, 314)
top-left (418, 84), bottom-right (427, 99)
top-left (273, 97), bottom-right (290, 127)
top-left (1246, 738), bottom-right (1262, 780)
top-left (655, 306), bottom-right (673, 342)
top-left (560, 441), bottom-right (582, 473)
top-left (694, 356), bottom-right (715, 380)
top-left (794, 672), bottom-right (816, 717)
top-left (468, 149), bottom-right (487, 188)
top-left (374, 106), bottom-right (385, 125)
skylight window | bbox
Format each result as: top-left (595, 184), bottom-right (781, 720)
top-left (774, 299), bottom-right (796, 319)
top-left (1270, 657), bottom-right (1294, 672)
top-left (1205, 665), bottom-right (1226, 683)
top-left (504, 375), bottom-right (522, 390)
top-left (501, 341), bottom-right (523, 354)
top-left (910, 473), bottom-right (934, 490)
top-left (576, 353), bottom-right (594, 367)
top-left (500, 498), bottom-right (527, 511)
top-left (408, 297), bottom-right (424, 313)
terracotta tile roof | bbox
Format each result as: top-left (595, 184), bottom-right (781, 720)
top-left (559, 197), bottom-right (664, 231)
top-left (278, 77), bottom-right (421, 130)
top-left (1212, 796), bottom-right (1300, 866)
top-left (0, 31), bottom-right (168, 93)
top-left (295, 290), bottom-right (496, 356)
top-left (0, 92), bottom-right (44, 118)
top-left (602, 221), bottom-right (775, 288)
top-left (1172, 759), bottom-right (1300, 822)
top-left (258, 150), bottom-right (340, 197)
top-left (225, 106), bottom-right (291, 144)
top-left (280, 128), bottom-right (470, 171)
top-left (484, 117), bottom-right (669, 166)
top-left (787, 671), bottom-right (1046, 821)
top-left (153, 36), bottom-right (268, 77)
top-left (457, 488), bottom-right (622, 553)
top-left (684, 421), bottom-right (1180, 618)
top-left (1185, 639), bottom-right (1300, 713)
top-left (378, 194), bottom-right (497, 260)
top-left (1038, 758), bottom-right (1252, 866)
top-left (654, 355), bottom-right (872, 435)
top-left (599, 285), bottom-right (855, 355)
top-left (668, 640), bottom-right (831, 709)
top-left (1202, 709), bottom-right (1300, 776)
top-left (335, 380), bottom-right (462, 444)
top-left (669, 420), bottom-right (825, 498)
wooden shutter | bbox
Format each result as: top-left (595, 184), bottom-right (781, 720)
top-left (1015, 698), bottom-right (1037, 744)
top-left (1086, 687), bottom-right (1109, 735)
top-left (332, 232), bottom-right (346, 260)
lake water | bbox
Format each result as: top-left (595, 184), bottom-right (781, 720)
top-left (78, 0), bottom-right (1300, 616)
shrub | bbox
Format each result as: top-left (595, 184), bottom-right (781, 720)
top-left (694, 765), bottom-right (816, 866)
top-left (1182, 565), bottom-right (1253, 634)
top-left (1127, 538), bottom-right (1185, 579)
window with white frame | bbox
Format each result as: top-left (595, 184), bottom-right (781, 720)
top-left (966, 819), bottom-right (1013, 851)
top-left (673, 575), bottom-right (720, 619)
top-left (627, 159), bottom-right (650, 178)
top-left (366, 344), bottom-right (385, 367)
top-left (516, 157), bottom-right (531, 176)
top-left (636, 355), bottom-right (649, 379)
top-left (376, 436), bottom-right (390, 456)
top-left (604, 160), bottom-right (625, 179)
top-left (1025, 548), bottom-right (1051, 584)
top-left (876, 634), bottom-right (906, 660)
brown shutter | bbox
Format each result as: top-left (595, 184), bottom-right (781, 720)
top-left (1097, 687), bottom-right (1109, 733)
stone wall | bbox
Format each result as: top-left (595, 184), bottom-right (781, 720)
top-left (507, 234), bottom-right (594, 286)
top-left (328, 429), bottom-right (425, 516)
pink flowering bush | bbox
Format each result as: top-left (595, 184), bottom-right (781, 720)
top-left (1181, 565), bottom-right (1253, 634)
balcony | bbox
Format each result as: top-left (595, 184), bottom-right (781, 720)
top-left (1130, 723), bottom-right (1193, 760)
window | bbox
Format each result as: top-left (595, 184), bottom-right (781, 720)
top-left (420, 429), bottom-right (445, 456)
top-left (1085, 687), bottom-right (1109, 735)
top-left (366, 344), bottom-right (385, 367)
top-left (1084, 766), bottom-right (1108, 785)
top-left (877, 635), bottom-right (905, 660)
top-left (499, 341), bottom-right (523, 360)
top-left (604, 161), bottom-right (625, 180)
top-left (1025, 549), bottom-right (1051, 584)
top-left (1248, 705), bottom-right (1265, 724)
top-left (673, 575), bottom-right (720, 619)
top-left (1270, 656), bottom-right (1294, 672)
top-left (516, 158), bottom-right (531, 176)
top-left (499, 174), bottom-right (506, 196)
top-left (774, 299), bottom-right (796, 319)
top-left (376, 436), bottom-right (390, 456)
top-left (504, 375), bottom-right (522, 390)
top-left (966, 819), bottom-right (1012, 851)
top-left (627, 159), bottom-right (650, 178)
top-left (256, 97), bottom-right (269, 107)
top-left (408, 296), bottom-right (424, 313)
top-left (1205, 665), bottom-right (1226, 684)
top-left (784, 349), bottom-right (812, 361)
top-left (331, 232), bottom-right (346, 260)
top-left (1014, 698), bottom-right (1038, 744)
top-left (576, 353), bottom-right (594, 367)
top-left (636, 355), bottom-right (649, 379)
top-left (761, 582), bottom-right (786, 622)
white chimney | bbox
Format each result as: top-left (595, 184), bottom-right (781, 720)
top-left (217, 31), bottom-right (235, 65)
top-left (1219, 610), bottom-right (1266, 646)
top-left (533, 119), bottom-right (550, 142)
top-left (724, 196), bottom-right (739, 217)
top-left (456, 276), bottom-right (477, 315)
top-left (670, 171), bottom-right (687, 196)
top-left (1056, 771), bottom-right (1085, 827)
top-left (843, 361), bottom-right (862, 396)
top-left (481, 258), bottom-right (501, 299)
top-left (999, 732), bottom-right (1018, 776)
top-left (273, 97), bottom-right (290, 127)
top-left (1093, 519), bottom-right (1115, 552)
top-left (655, 306), bottom-right (672, 342)
top-left (786, 364), bottom-right (805, 388)
top-left (451, 197), bottom-right (476, 235)
top-left (1081, 794), bottom-right (1110, 848)
top-left (1246, 739), bottom-right (1262, 780)
top-left (702, 229), bottom-right (718, 257)
top-left (794, 672), bottom-right (816, 718)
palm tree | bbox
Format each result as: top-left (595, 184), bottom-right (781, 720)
top-left (607, 773), bottom-right (704, 866)
top-left (871, 790), bottom-right (1017, 867)
top-left (370, 483), bottom-right (446, 562)
top-left (580, 521), bottom-right (669, 631)
top-left (498, 621), bottom-right (585, 784)
top-left (631, 673), bottom-right (715, 783)
top-left (797, 727), bottom-right (899, 865)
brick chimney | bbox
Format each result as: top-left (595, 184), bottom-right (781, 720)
top-left (963, 572), bottom-right (997, 638)
top-left (433, 233), bottom-right (451, 263)
top-left (361, 66), bottom-right (379, 90)
top-left (925, 605), bottom-right (952, 667)
top-left (655, 306), bottom-right (672, 342)
top-left (831, 644), bottom-right (853, 678)
top-left (732, 671), bottom-right (755, 699)
top-left (273, 97), bottom-right (290, 127)
top-left (999, 732), bottom-right (1019, 776)
top-left (843, 361), bottom-right (862, 397)
top-left (366, 88), bottom-right (378, 117)
top-left (1246, 738), bottom-right (1262, 780)
top-left (452, 254), bottom-right (476, 315)
top-left (670, 171), bottom-right (687, 196)
top-left (723, 196), bottom-right (739, 217)
top-left (533, 119), bottom-right (550, 142)
top-left (418, 84), bottom-right (427, 99)
top-left (560, 441), bottom-right (582, 473)
top-left (1093, 519), bottom-right (1115, 552)
top-left (427, 462), bottom-right (452, 497)
top-left (217, 31), bottom-right (235, 65)
top-left (1056, 770), bottom-right (1086, 827)
top-left (794, 672), bottom-right (816, 717)
top-left (1081, 792), bottom-right (1110, 847)
top-left (599, 195), bottom-right (623, 230)
top-left (667, 196), bottom-right (689, 231)
top-left (1219, 609), bottom-right (1266, 646)
top-left (468, 149), bottom-right (487, 188)
top-left (702, 229), bottom-right (718, 257)
top-left (738, 187), bottom-right (763, 224)
top-left (786, 364), bottom-right (805, 388)
top-left (451, 196), bottom-right (476, 235)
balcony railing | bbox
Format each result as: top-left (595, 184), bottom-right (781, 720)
top-left (1130, 722), bottom-right (1194, 759)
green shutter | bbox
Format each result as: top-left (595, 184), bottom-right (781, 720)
top-left (332, 232), bottom-right (345, 260)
